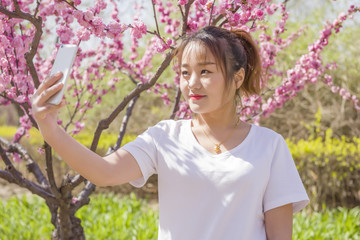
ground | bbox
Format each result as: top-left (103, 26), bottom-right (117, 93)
top-left (0, 179), bottom-right (32, 200)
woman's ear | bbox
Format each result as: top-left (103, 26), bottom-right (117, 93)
top-left (235, 68), bottom-right (245, 89)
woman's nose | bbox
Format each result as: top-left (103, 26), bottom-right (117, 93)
top-left (188, 73), bottom-right (200, 89)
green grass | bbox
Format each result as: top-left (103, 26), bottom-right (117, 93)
top-left (294, 207), bottom-right (360, 240)
top-left (0, 194), bottom-right (359, 240)
top-left (0, 194), bottom-right (158, 240)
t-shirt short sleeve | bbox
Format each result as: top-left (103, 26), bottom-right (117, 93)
top-left (121, 126), bottom-right (158, 188)
top-left (263, 134), bottom-right (309, 213)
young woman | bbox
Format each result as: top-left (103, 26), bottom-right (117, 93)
top-left (31, 26), bottom-right (309, 240)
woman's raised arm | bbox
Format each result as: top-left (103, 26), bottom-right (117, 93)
top-left (31, 72), bottom-right (142, 186)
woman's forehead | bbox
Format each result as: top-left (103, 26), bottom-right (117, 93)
top-left (182, 41), bottom-right (216, 64)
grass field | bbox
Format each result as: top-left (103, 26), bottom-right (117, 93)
top-left (0, 194), bottom-right (359, 240)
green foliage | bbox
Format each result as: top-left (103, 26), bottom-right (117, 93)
top-left (76, 193), bottom-right (158, 240)
top-left (286, 112), bottom-right (360, 209)
top-left (0, 194), bottom-right (158, 240)
top-left (1, 194), bottom-right (359, 239)
top-left (293, 207), bottom-right (360, 240)
top-left (0, 196), bottom-right (53, 240)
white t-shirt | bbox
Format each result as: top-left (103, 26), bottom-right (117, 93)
top-left (122, 119), bottom-right (309, 240)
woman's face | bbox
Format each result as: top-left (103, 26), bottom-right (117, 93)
top-left (179, 42), bottom-right (237, 115)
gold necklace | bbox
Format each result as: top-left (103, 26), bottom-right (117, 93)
top-left (200, 117), bottom-right (240, 154)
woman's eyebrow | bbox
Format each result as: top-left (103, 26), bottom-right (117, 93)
top-left (181, 62), bottom-right (216, 67)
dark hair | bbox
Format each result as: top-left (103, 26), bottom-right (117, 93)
top-left (174, 26), bottom-right (262, 99)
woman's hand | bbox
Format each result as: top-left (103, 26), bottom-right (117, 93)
top-left (31, 72), bottom-right (66, 126)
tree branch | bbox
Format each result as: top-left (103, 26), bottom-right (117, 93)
top-left (180, 0), bottom-right (195, 35)
top-left (213, 6), bottom-right (241, 27)
top-left (11, 0), bottom-right (20, 11)
top-left (90, 51), bottom-right (174, 152)
top-left (0, 136), bottom-right (49, 187)
top-left (110, 94), bottom-right (140, 153)
top-left (170, 87), bottom-right (181, 119)
top-left (70, 174), bottom-right (85, 190)
top-left (208, 0), bottom-right (216, 26)
top-left (34, 0), bottom-right (41, 18)
top-left (0, 143), bottom-right (57, 203)
top-left (151, 0), bottom-right (161, 36)
top-left (59, 0), bottom-right (78, 11)
top-left (0, 169), bottom-right (15, 183)
top-left (44, 142), bottom-right (61, 198)
top-left (72, 181), bottom-right (95, 213)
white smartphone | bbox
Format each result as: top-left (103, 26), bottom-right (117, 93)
top-left (47, 44), bottom-right (78, 105)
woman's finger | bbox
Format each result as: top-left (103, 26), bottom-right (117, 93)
top-left (36, 72), bottom-right (63, 96)
top-left (37, 82), bottom-right (64, 105)
top-left (34, 101), bottom-right (66, 119)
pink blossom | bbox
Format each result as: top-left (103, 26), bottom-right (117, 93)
top-left (187, 20), bottom-right (198, 32)
top-left (96, 96), bottom-right (102, 104)
top-left (322, 28), bottom-right (332, 38)
top-left (56, 25), bottom-right (74, 43)
top-left (72, 121), bottom-right (85, 135)
top-left (94, 0), bottom-right (107, 14)
top-left (76, 27), bottom-right (91, 41)
top-left (266, 3), bottom-right (278, 15)
top-left (12, 36), bottom-right (23, 48)
top-left (108, 22), bottom-right (124, 34)
top-left (161, 92), bottom-right (171, 105)
top-left (0, 35), bottom-right (10, 47)
top-left (178, 0), bottom-right (189, 6)
top-left (15, 95), bottom-right (26, 103)
top-left (331, 86), bottom-right (339, 93)
top-left (131, 21), bottom-right (147, 40)
top-left (37, 148), bottom-right (45, 154)
top-left (73, 10), bottom-right (83, 20)
top-left (84, 10), bottom-right (94, 21)
top-left (255, 8), bottom-right (264, 17)
top-left (338, 12), bottom-right (347, 21)
top-left (198, 0), bottom-right (207, 5)
top-left (12, 153), bottom-right (22, 163)
top-left (0, 58), bottom-right (8, 69)
top-left (107, 22), bottom-right (126, 39)
top-left (13, 127), bottom-right (25, 142)
top-left (91, 17), bottom-right (103, 26)
top-left (154, 37), bottom-right (172, 53)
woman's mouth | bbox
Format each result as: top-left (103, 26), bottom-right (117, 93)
top-left (190, 95), bottom-right (205, 100)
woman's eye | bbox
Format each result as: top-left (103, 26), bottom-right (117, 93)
top-left (201, 69), bottom-right (210, 74)
top-left (181, 71), bottom-right (189, 76)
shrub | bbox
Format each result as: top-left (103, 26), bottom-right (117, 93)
top-left (287, 128), bottom-right (360, 209)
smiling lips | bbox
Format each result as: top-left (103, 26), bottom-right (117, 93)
top-left (190, 94), bottom-right (205, 100)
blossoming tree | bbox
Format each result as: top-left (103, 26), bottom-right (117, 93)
top-left (0, 0), bottom-right (359, 239)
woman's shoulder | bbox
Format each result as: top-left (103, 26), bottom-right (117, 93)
top-left (250, 124), bottom-right (281, 138)
top-left (249, 124), bottom-right (285, 147)
top-left (148, 119), bottom-right (190, 136)
top-left (153, 119), bottom-right (190, 128)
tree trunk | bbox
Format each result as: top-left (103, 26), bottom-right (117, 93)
top-left (49, 203), bottom-right (86, 240)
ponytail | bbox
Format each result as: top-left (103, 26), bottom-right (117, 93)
top-left (230, 29), bottom-right (262, 97)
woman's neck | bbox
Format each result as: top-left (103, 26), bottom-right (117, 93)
top-left (195, 108), bottom-right (238, 131)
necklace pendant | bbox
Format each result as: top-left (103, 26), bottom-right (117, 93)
top-left (214, 144), bottom-right (221, 154)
